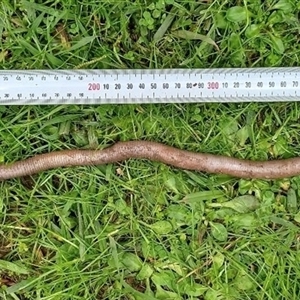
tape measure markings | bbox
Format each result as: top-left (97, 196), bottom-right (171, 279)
top-left (0, 67), bottom-right (299, 104)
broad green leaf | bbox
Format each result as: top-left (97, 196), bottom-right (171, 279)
top-left (235, 270), bottom-right (254, 290)
top-left (245, 24), bottom-right (261, 39)
top-left (212, 252), bottom-right (225, 269)
top-left (182, 282), bottom-right (207, 296)
top-left (287, 188), bottom-right (297, 213)
top-left (226, 6), bottom-right (248, 23)
top-left (205, 289), bottom-right (222, 300)
top-left (143, 11), bottom-right (152, 21)
top-left (236, 126), bottom-right (249, 146)
top-left (209, 207), bottom-right (235, 220)
top-left (155, 286), bottom-right (181, 300)
top-left (121, 253), bottom-right (142, 272)
top-left (165, 177), bottom-right (179, 193)
top-left (294, 212), bottom-right (300, 223)
top-left (271, 0), bottom-right (293, 12)
top-left (210, 222), bottom-right (228, 241)
top-left (136, 264), bottom-right (154, 280)
top-left (228, 33), bottom-right (242, 51)
top-left (215, 13), bottom-right (227, 29)
top-left (150, 221), bottom-right (173, 234)
top-left (114, 199), bottom-right (131, 215)
top-left (172, 30), bottom-right (219, 50)
top-left (151, 271), bottom-right (174, 288)
top-left (231, 214), bottom-right (259, 229)
top-left (108, 236), bottom-right (119, 269)
top-left (166, 205), bottom-right (191, 224)
top-left (267, 11), bottom-right (285, 25)
top-left (0, 260), bottom-right (29, 275)
top-left (268, 34), bottom-right (285, 54)
top-left (270, 216), bottom-right (299, 230)
top-left (208, 195), bottom-right (260, 213)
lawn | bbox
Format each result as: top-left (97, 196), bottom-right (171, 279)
top-left (1, 0), bottom-right (300, 299)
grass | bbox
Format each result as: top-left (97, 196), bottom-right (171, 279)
top-left (0, 0), bottom-right (300, 299)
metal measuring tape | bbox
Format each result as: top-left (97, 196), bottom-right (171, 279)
top-left (0, 67), bottom-right (299, 104)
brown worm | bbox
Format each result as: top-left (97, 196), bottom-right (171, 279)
top-left (0, 140), bottom-right (299, 181)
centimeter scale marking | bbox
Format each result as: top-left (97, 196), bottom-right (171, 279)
top-left (0, 67), bottom-right (299, 105)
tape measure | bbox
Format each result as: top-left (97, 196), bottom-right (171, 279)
top-left (0, 67), bottom-right (299, 105)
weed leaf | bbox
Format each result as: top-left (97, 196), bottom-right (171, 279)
top-left (209, 195), bottom-right (260, 213)
top-left (210, 222), bottom-right (228, 241)
top-left (0, 260), bottom-right (29, 275)
top-left (172, 30), bottom-right (219, 50)
top-left (150, 220), bottom-right (173, 234)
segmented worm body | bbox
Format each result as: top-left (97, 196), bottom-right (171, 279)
top-left (0, 141), bottom-right (299, 180)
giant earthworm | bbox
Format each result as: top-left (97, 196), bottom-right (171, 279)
top-left (0, 140), bottom-right (299, 180)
